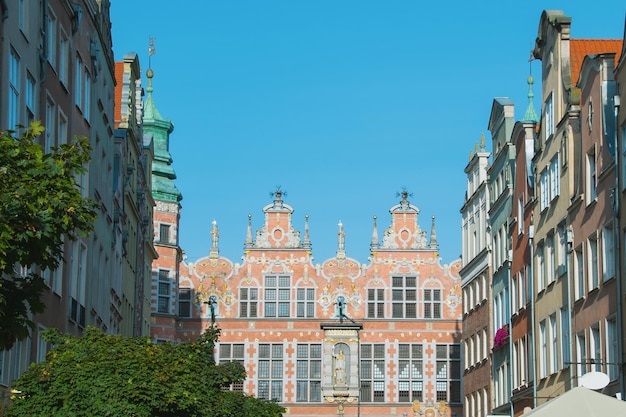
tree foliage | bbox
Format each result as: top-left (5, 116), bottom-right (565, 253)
top-left (0, 122), bottom-right (98, 350)
top-left (5, 327), bottom-right (284, 417)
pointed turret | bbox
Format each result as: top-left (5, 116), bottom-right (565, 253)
top-left (523, 67), bottom-right (540, 123)
top-left (370, 215), bottom-right (379, 252)
top-left (303, 214), bottom-right (311, 250)
top-left (144, 68), bottom-right (182, 203)
top-left (244, 214), bottom-right (253, 249)
top-left (429, 216), bottom-right (438, 249)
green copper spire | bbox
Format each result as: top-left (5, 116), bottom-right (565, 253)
top-left (143, 67), bottom-right (182, 203)
top-left (523, 72), bottom-right (540, 123)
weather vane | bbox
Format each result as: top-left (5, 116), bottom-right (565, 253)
top-left (269, 186), bottom-right (287, 199)
top-left (148, 36), bottom-right (156, 68)
top-left (396, 187), bottom-right (413, 200)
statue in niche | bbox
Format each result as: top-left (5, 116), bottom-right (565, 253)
top-left (333, 347), bottom-right (347, 386)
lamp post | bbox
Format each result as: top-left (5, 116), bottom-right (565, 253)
top-left (208, 294), bottom-right (217, 326)
top-left (194, 291), bottom-right (218, 326)
top-left (337, 295), bottom-right (345, 323)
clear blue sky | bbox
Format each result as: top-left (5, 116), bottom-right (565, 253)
top-left (110, 1), bottom-right (625, 264)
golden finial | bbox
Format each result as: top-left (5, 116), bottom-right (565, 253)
top-left (480, 133), bottom-right (486, 150)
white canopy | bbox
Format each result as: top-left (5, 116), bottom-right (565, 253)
top-left (521, 387), bottom-right (626, 417)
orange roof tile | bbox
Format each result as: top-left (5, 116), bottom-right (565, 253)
top-left (570, 39), bottom-right (622, 85)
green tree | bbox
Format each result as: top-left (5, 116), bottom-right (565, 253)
top-left (0, 122), bottom-right (98, 351)
top-left (5, 327), bottom-right (285, 417)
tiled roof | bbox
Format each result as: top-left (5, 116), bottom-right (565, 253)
top-left (570, 39), bottom-right (622, 85)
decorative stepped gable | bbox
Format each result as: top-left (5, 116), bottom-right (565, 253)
top-left (143, 68), bottom-right (182, 203)
top-left (374, 190), bottom-right (438, 251)
top-left (244, 188), bottom-right (308, 250)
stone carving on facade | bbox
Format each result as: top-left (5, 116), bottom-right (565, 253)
top-left (284, 228), bottom-right (301, 248)
top-left (254, 226), bottom-right (271, 248)
top-left (381, 227), bottom-right (398, 249)
top-left (155, 200), bottom-right (179, 214)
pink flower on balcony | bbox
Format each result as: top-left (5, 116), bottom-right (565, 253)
top-left (493, 324), bottom-right (509, 350)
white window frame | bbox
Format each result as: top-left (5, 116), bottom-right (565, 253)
top-left (545, 93), bottom-right (554, 139)
top-left (539, 320), bottom-right (547, 378)
top-left (549, 313), bottom-right (558, 374)
top-left (586, 149), bottom-right (597, 203)
top-left (602, 222), bottom-right (615, 281)
top-left (587, 235), bottom-right (599, 290)
top-left (606, 317), bottom-right (618, 380)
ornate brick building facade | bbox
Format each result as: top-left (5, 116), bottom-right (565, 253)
top-left (151, 170), bottom-right (463, 416)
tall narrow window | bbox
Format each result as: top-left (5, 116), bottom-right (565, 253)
top-left (296, 344), bottom-right (321, 402)
top-left (18, 0), bottom-right (27, 33)
top-left (575, 245), bottom-right (584, 298)
top-left (549, 314), bottom-right (557, 374)
top-left (607, 318), bottom-right (618, 380)
top-left (25, 72), bottom-right (35, 122)
top-left (219, 344), bottom-right (245, 391)
top-left (590, 324), bottom-right (601, 372)
top-left (69, 242), bottom-right (87, 327)
top-left (360, 344), bottom-right (386, 402)
top-left (264, 275), bottom-right (291, 317)
top-left (557, 224), bottom-right (567, 275)
top-left (423, 288), bottom-right (441, 318)
top-left (560, 307), bottom-right (570, 369)
top-left (517, 196), bottom-right (524, 234)
top-left (58, 111), bottom-right (68, 146)
top-left (296, 288), bottom-right (315, 318)
top-left (258, 344), bottom-right (283, 401)
top-left (367, 288), bottom-right (385, 318)
top-left (84, 70), bottom-right (91, 121)
top-left (178, 288), bottom-right (191, 318)
top-left (539, 320), bottom-right (547, 378)
top-left (159, 224), bottom-right (170, 244)
top-left (546, 234), bottom-right (555, 285)
top-left (539, 169), bottom-right (550, 211)
top-left (59, 30), bottom-right (69, 85)
top-left (587, 150), bottom-right (597, 203)
top-left (545, 93), bottom-right (554, 138)
top-left (577, 332), bottom-right (587, 376)
top-left (435, 344), bottom-right (461, 403)
top-left (392, 276), bottom-right (417, 318)
top-left (549, 155), bottom-right (560, 200)
top-left (602, 223), bottom-right (615, 281)
top-left (46, 8), bottom-right (57, 69)
top-left (8, 49), bottom-right (20, 130)
top-left (398, 344), bottom-right (423, 403)
top-left (588, 236), bottom-right (598, 290)
top-left (536, 243), bottom-right (545, 291)
top-left (157, 269), bottom-right (170, 314)
top-left (239, 287), bottom-right (258, 318)
top-left (45, 96), bottom-right (56, 153)
top-left (75, 55), bottom-right (83, 109)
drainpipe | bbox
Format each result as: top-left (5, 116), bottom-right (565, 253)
top-left (529, 224), bottom-right (537, 408)
top-left (566, 226), bottom-right (574, 391)
top-left (507, 220), bottom-right (514, 417)
top-left (613, 94), bottom-right (624, 399)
